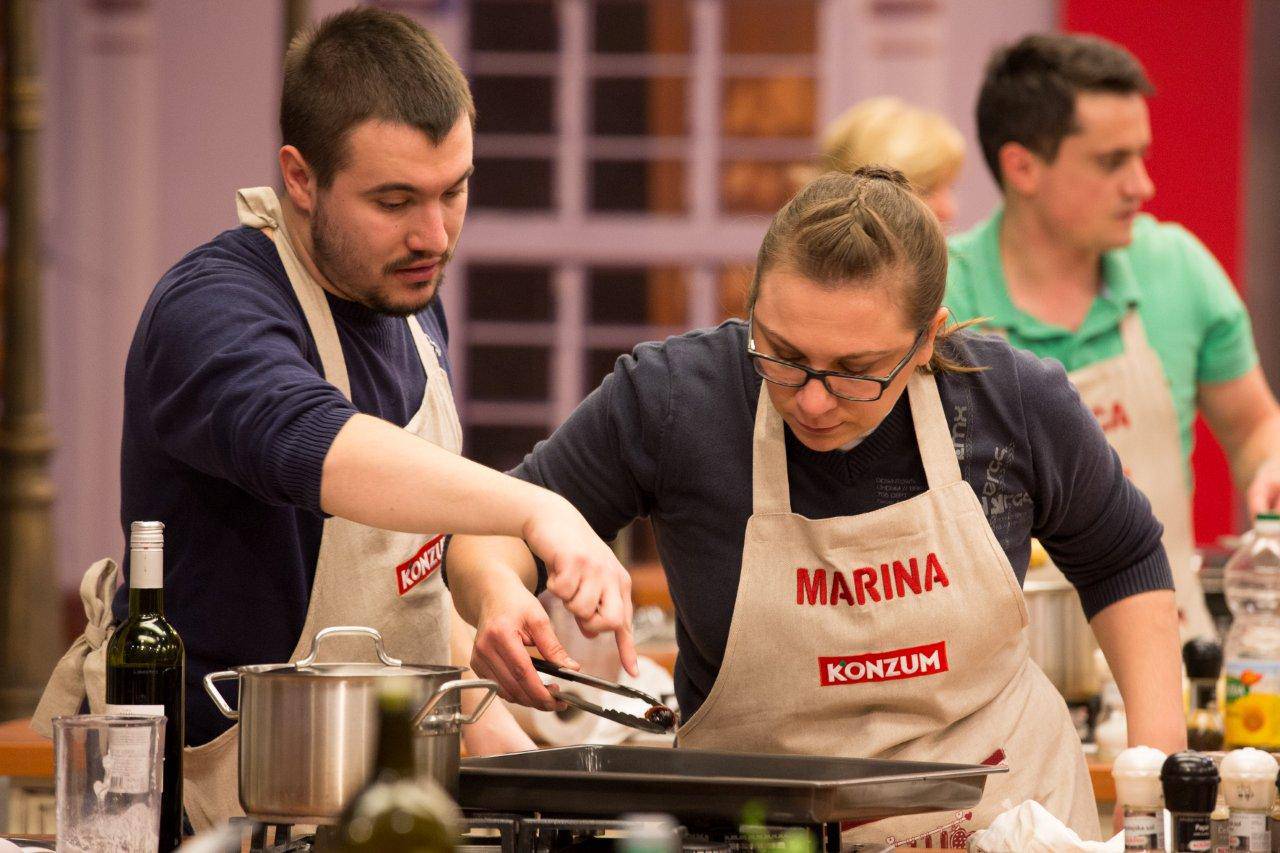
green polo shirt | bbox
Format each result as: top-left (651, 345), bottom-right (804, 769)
top-left (945, 210), bottom-right (1257, 473)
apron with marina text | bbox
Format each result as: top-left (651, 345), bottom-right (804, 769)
top-left (35, 186), bottom-right (462, 833)
top-left (676, 371), bottom-right (1100, 847)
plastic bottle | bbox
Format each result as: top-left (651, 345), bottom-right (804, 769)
top-left (1112, 746), bottom-right (1166, 850)
top-left (1222, 748), bottom-right (1279, 851)
top-left (1225, 515), bottom-right (1280, 750)
top-left (1163, 751), bottom-right (1220, 852)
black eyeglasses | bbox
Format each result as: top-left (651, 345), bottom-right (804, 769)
top-left (746, 311), bottom-right (928, 403)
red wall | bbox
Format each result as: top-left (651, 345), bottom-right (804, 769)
top-left (1062, 0), bottom-right (1250, 545)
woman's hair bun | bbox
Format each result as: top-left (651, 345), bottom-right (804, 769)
top-left (851, 164), bottom-right (911, 188)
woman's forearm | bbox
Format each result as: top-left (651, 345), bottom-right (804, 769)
top-left (1089, 589), bottom-right (1187, 753)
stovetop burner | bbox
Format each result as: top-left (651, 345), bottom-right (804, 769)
top-left (234, 811), bottom-right (846, 853)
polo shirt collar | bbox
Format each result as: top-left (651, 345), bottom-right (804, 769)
top-left (965, 207), bottom-right (1142, 341)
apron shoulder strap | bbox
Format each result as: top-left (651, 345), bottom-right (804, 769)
top-left (1118, 307), bottom-right (1150, 352)
top-left (751, 388), bottom-right (793, 515)
top-left (234, 187), bottom-right (353, 401)
top-left (907, 371), bottom-right (963, 489)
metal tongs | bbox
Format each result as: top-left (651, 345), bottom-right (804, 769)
top-left (531, 657), bottom-right (676, 734)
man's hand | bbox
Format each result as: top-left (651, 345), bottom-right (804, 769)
top-left (470, 578), bottom-right (577, 711)
top-left (1247, 456), bottom-right (1280, 515)
top-left (522, 494), bottom-right (638, 677)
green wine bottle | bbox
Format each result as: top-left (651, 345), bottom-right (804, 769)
top-left (106, 521), bottom-right (185, 852)
top-left (327, 680), bottom-right (459, 853)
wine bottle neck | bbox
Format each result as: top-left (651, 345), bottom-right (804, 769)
top-left (373, 703), bottom-right (418, 779)
top-left (129, 587), bottom-right (165, 617)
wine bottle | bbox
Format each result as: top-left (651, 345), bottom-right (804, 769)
top-left (327, 680), bottom-right (459, 853)
top-left (106, 520), bottom-right (185, 852)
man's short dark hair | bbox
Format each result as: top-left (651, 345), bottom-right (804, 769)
top-left (282, 7), bottom-right (476, 188)
top-left (976, 32), bottom-right (1153, 187)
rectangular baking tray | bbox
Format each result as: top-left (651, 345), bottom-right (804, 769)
top-left (458, 745), bottom-right (1006, 824)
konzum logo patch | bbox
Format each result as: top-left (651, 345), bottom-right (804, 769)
top-left (818, 641), bottom-right (948, 686)
top-left (396, 534), bottom-right (446, 596)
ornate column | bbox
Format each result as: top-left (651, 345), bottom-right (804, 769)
top-left (0, 0), bottom-right (60, 718)
top-left (40, 0), bottom-right (159, 628)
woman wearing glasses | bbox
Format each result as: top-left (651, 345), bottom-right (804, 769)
top-left (447, 167), bottom-right (1184, 846)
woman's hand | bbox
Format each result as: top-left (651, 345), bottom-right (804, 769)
top-left (468, 576), bottom-right (571, 711)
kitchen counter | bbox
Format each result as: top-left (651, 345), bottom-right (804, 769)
top-left (0, 720), bottom-right (52, 778)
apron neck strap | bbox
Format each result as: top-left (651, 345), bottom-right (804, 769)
top-left (236, 186), bottom-right (355, 400)
top-left (750, 370), bottom-right (961, 514)
top-left (404, 307), bottom-right (445, 375)
top-left (1118, 308), bottom-right (1149, 351)
top-left (751, 387), bottom-right (794, 515)
top-left (906, 370), bottom-right (963, 489)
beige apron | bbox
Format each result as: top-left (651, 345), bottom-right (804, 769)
top-left (1064, 309), bottom-right (1213, 640)
top-left (677, 371), bottom-right (1100, 848)
top-left (35, 186), bottom-right (462, 834)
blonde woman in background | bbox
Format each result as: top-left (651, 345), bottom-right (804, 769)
top-left (821, 96), bottom-right (964, 225)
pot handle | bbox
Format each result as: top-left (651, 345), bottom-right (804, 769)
top-left (203, 670), bottom-right (240, 720)
top-left (294, 625), bottom-right (403, 669)
top-left (412, 678), bottom-right (500, 730)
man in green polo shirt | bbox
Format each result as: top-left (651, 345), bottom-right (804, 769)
top-left (946, 32), bottom-right (1280, 640)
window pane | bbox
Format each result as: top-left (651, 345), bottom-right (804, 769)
top-left (466, 425), bottom-right (548, 472)
top-left (592, 77), bottom-right (687, 136)
top-left (721, 160), bottom-right (809, 214)
top-left (467, 345), bottom-right (550, 401)
top-left (472, 0), bottom-right (559, 52)
top-left (593, 0), bottom-right (691, 54)
top-left (588, 267), bottom-right (688, 325)
top-left (473, 76), bottom-right (555, 134)
top-left (722, 77), bottom-right (815, 138)
top-left (590, 160), bottom-right (686, 212)
top-left (472, 158), bottom-right (553, 210)
top-left (724, 1), bottom-right (816, 54)
top-left (468, 265), bottom-right (553, 322)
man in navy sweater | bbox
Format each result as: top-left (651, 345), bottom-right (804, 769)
top-left (37, 7), bottom-right (633, 829)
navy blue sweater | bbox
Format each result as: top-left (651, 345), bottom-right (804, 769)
top-left (115, 226), bottom-right (450, 746)
top-left (510, 322), bottom-right (1173, 721)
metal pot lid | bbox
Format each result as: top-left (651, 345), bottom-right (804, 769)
top-left (233, 626), bottom-right (459, 679)
top-left (236, 661), bottom-right (460, 678)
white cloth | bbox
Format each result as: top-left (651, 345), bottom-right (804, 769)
top-left (968, 800), bottom-right (1123, 852)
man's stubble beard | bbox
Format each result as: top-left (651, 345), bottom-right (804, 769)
top-left (310, 201), bottom-right (448, 318)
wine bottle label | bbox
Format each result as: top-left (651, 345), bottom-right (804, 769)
top-left (1124, 812), bottom-right (1162, 850)
top-left (102, 706), bottom-right (164, 796)
top-left (1229, 812), bottom-right (1271, 851)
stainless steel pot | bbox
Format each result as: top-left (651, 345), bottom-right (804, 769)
top-left (1023, 565), bottom-right (1099, 702)
top-left (203, 625), bottom-right (498, 824)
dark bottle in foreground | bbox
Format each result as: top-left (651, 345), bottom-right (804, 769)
top-left (327, 680), bottom-right (459, 853)
top-left (1162, 751), bottom-right (1219, 853)
top-left (106, 520), bottom-right (185, 852)
top-left (1183, 637), bottom-right (1225, 751)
